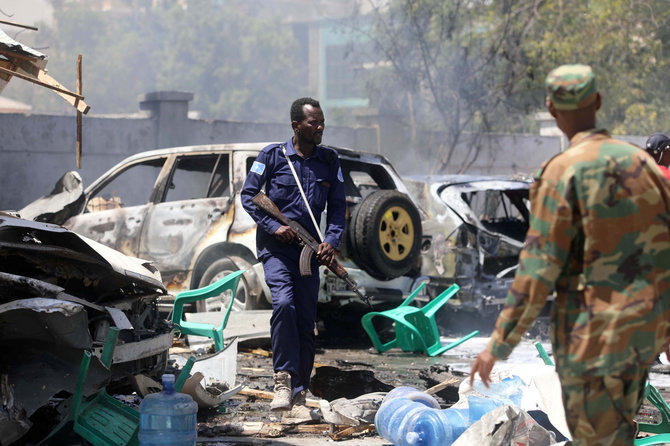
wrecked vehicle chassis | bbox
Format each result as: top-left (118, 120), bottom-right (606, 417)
top-left (25, 143), bottom-right (424, 312)
top-left (404, 175), bottom-right (533, 317)
top-left (0, 213), bottom-right (173, 443)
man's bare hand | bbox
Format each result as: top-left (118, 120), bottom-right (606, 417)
top-left (274, 225), bottom-right (298, 243)
top-left (469, 349), bottom-right (498, 389)
top-left (316, 242), bottom-right (335, 266)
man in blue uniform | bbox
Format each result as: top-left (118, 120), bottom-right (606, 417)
top-left (241, 97), bottom-right (346, 413)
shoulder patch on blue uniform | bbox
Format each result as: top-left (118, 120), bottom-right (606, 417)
top-left (337, 167), bottom-right (344, 182)
top-left (251, 161), bottom-right (265, 175)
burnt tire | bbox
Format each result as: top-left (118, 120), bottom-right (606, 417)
top-left (349, 190), bottom-right (422, 280)
top-left (196, 255), bottom-right (268, 312)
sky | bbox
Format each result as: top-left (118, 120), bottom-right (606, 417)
top-left (0, 0), bottom-right (53, 29)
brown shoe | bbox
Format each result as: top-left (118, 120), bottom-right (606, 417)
top-left (281, 390), bottom-right (320, 424)
top-left (270, 371), bottom-right (292, 411)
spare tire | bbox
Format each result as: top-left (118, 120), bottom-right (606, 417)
top-left (348, 190), bottom-right (422, 280)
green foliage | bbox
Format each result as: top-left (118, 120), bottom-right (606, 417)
top-left (8, 0), bottom-right (302, 122)
top-left (351, 0), bottom-right (542, 172)
top-left (350, 0), bottom-right (670, 169)
top-left (8, 0), bottom-right (670, 147)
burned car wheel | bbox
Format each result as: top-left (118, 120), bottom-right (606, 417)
top-left (349, 190), bottom-right (422, 280)
top-left (196, 255), bottom-right (267, 312)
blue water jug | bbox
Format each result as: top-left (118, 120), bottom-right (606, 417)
top-left (383, 386), bottom-right (441, 408)
top-left (139, 374), bottom-right (198, 446)
top-left (404, 406), bottom-right (470, 445)
top-left (375, 386), bottom-right (468, 446)
top-left (375, 379), bottom-right (526, 446)
top-left (375, 397), bottom-right (437, 446)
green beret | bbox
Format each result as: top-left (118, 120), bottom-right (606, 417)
top-left (545, 64), bottom-right (597, 111)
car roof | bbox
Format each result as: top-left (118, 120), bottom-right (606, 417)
top-left (404, 173), bottom-right (532, 184)
top-left (113, 142), bottom-right (395, 165)
top-left (404, 174), bottom-right (533, 191)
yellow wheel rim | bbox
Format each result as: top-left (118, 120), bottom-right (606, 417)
top-left (378, 206), bottom-right (415, 261)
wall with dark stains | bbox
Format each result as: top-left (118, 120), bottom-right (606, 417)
top-left (0, 91), bottom-right (376, 210)
top-left (0, 90), bottom-right (648, 211)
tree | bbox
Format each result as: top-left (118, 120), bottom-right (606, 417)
top-left (347, 0), bottom-right (544, 173)
top-left (349, 0), bottom-right (670, 172)
top-left (156, 0), bottom-right (302, 122)
top-left (517, 0), bottom-right (670, 136)
top-left (4, 0), bottom-right (302, 122)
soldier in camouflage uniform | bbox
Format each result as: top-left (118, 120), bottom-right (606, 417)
top-left (469, 64), bottom-right (670, 445)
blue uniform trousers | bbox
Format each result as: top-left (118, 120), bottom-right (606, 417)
top-left (262, 253), bottom-right (320, 396)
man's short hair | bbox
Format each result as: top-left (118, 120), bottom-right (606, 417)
top-left (291, 97), bottom-right (321, 122)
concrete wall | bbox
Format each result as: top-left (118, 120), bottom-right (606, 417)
top-left (0, 91), bottom-right (378, 210)
top-left (2, 90), bottom-right (647, 211)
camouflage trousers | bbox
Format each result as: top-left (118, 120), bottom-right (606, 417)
top-left (559, 364), bottom-right (648, 446)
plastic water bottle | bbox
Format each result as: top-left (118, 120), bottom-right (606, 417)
top-left (404, 407), bottom-right (471, 445)
top-left (139, 374), bottom-right (198, 446)
top-left (383, 386), bottom-right (441, 408)
top-left (375, 379), bottom-right (526, 446)
top-left (375, 397), bottom-right (436, 445)
top-left (374, 387), bottom-right (440, 445)
top-left (471, 375), bottom-right (524, 407)
top-left (375, 386), bottom-right (468, 446)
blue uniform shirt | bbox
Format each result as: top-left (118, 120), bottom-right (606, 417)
top-left (241, 138), bottom-right (347, 261)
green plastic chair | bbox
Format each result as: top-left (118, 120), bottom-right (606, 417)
top-left (635, 383), bottom-right (670, 445)
top-left (171, 269), bottom-right (245, 352)
top-left (39, 328), bottom-right (196, 446)
top-left (361, 282), bottom-right (479, 356)
top-left (533, 342), bottom-right (670, 446)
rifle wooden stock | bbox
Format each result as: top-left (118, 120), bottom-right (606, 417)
top-left (251, 192), bottom-right (371, 308)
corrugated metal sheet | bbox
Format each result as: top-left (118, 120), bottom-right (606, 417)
top-left (0, 28), bottom-right (45, 60)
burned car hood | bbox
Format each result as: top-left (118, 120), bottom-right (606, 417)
top-left (405, 174), bottom-right (531, 227)
top-left (18, 170), bottom-right (85, 226)
top-left (0, 212), bottom-right (165, 303)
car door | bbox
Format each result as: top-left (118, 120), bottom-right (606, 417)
top-left (64, 157), bottom-right (168, 257)
top-left (139, 152), bottom-right (234, 286)
top-left (441, 182), bottom-right (529, 279)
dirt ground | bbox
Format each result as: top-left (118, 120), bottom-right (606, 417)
top-left (171, 308), bottom-right (670, 446)
top-left (190, 343), bottom-right (465, 445)
top-left (182, 306), bottom-right (474, 445)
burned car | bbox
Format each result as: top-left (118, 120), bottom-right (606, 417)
top-left (20, 143), bottom-right (424, 312)
top-left (0, 212), bottom-right (172, 443)
top-left (404, 175), bottom-right (532, 316)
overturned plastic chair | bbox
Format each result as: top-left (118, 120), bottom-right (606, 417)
top-left (636, 383), bottom-right (670, 446)
top-left (39, 327), bottom-right (195, 446)
top-left (533, 342), bottom-right (670, 446)
top-left (361, 282), bottom-right (479, 357)
top-left (171, 269), bottom-right (246, 352)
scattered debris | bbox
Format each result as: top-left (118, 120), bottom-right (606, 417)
top-left (453, 405), bottom-right (563, 446)
top-left (320, 392), bottom-right (386, 426)
top-left (0, 213), bottom-right (172, 444)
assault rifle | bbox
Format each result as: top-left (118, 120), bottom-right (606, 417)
top-left (251, 192), bottom-right (371, 309)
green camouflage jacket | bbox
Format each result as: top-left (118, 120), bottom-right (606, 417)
top-left (488, 129), bottom-right (670, 376)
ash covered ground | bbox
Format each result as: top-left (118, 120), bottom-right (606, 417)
top-left (162, 306), bottom-right (670, 445)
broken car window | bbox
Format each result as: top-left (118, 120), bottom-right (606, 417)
top-left (466, 190), bottom-right (529, 242)
top-left (86, 158), bottom-right (165, 211)
top-left (165, 154), bottom-right (230, 202)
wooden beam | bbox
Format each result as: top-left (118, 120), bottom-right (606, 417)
top-left (0, 49), bottom-right (43, 65)
top-left (329, 424), bottom-right (375, 441)
top-left (76, 54), bottom-right (82, 168)
top-left (0, 65), bottom-right (90, 114)
top-left (425, 376), bottom-right (461, 395)
top-left (0, 19), bottom-right (38, 31)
